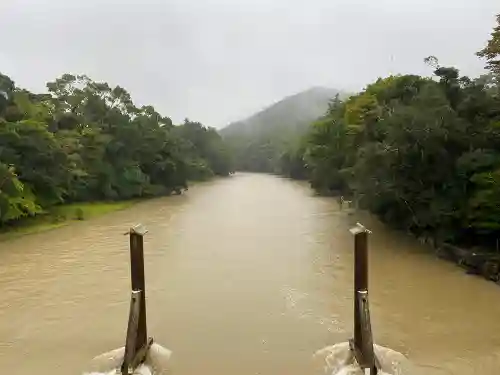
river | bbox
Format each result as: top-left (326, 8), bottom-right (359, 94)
top-left (1, 173), bottom-right (500, 375)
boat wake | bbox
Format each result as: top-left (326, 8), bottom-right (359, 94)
top-left (82, 343), bottom-right (171, 375)
top-left (314, 342), bottom-right (417, 375)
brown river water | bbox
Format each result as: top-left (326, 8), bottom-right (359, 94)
top-left (1, 173), bottom-right (500, 375)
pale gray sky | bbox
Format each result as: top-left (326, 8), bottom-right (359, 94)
top-left (0, 0), bottom-right (498, 127)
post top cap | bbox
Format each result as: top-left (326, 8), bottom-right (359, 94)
top-left (349, 222), bottom-right (372, 235)
top-left (125, 224), bottom-right (148, 236)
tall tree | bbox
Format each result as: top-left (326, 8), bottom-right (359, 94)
top-left (477, 14), bottom-right (500, 75)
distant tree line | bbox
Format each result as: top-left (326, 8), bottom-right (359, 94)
top-left (226, 130), bottom-right (308, 179)
top-left (221, 88), bottom-right (339, 177)
top-left (0, 73), bottom-right (233, 226)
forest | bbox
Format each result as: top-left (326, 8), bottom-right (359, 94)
top-left (227, 14), bottom-right (500, 250)
top-left (0, 73), bottom-right (233, 227)
top-left (221, 87), bottom-right (339, 175)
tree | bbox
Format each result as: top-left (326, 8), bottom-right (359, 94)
top-left (424, 55), bottom-right (439, 69)
top-left (477, 14), bottom-right (500, 75)
top-left (0, 163), bottom-right (41, 223)
top-left (0, 73), bottom-right (14, 116)
top-left (0, 120), bottom-right (72, 205)
top-left (175, 120), bottom-right (233, 178)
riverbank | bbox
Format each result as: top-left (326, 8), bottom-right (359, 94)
top-left (0, 200), bottom-right (139, 242)
top-left (311, 187), bottom-right (500, 286)
top-left (427, 239), bottom-right (500, 285)
top-left (366, 213), bottom-right (500, 285)
top-left (0, 177), bottom-right (219, 242)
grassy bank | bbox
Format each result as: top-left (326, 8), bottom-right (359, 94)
top-left (0, 200), bottom-right (138, 241)
top-left (0, 178), bottom-right (214, 242)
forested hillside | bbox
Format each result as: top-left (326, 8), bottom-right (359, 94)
top-left (0, 73), bottom-right (232, 226)
top-left (221, 87), bottom-right (342, 175)
top-left (296, 15), bottom-right (500, 250)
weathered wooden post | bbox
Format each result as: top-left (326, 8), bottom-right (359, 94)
top-left (349, 223), bottom-right (378, 375)
top-left (121, 224), bottom-right (153, 375)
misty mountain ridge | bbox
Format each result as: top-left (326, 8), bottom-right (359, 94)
top-left (220, 87), bottom-right (344, 137)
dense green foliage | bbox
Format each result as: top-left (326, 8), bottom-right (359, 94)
top-left (0, 73), bottom-right (232, 226)
top-left (301, 15), bottom-right (500, 249)
top-left (221, 87), bottom-right (340, 175)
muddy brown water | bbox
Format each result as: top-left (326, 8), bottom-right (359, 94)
top-left (1, 173), bottom-right (500, 375)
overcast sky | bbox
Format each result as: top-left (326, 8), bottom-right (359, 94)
top-left (0, 0), bottom-right (498, 127)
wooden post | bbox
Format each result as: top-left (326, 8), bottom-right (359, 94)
top-left (353, 226), bottom-right (368, 351)
top-left (121, 224), bottom-right (153, 375)
top-left (349, 223), bottom-right (378, 375)
top-left (122, 291), bottom-right (141, 374)
top-left (129, 225), bottom-right (148, 351)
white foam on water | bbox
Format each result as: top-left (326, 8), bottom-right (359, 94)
top-left (84, 364), bottom-right (152, 375)
top-left (313, 342), bottom-right (418, 375)
top-left (85, 341), bottom-right (417, 375)
top-left (83, 343), bottom-right (172, 375)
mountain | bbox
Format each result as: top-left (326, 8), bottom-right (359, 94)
top-left (220, 87), bottom-right (343, 138)
top-left (220, 87), bottom-right (346, 173)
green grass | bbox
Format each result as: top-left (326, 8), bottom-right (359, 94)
top-left (52, 201), bottom-right (135, 219)
top-left (0, 200), bottom-right (138, 241)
